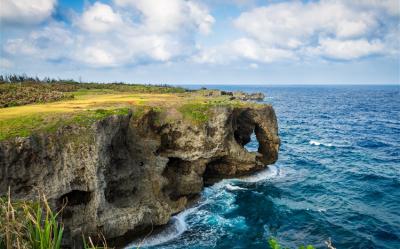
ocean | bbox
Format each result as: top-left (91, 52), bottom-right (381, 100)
top-left (127, 85), bottom-right (400, 249)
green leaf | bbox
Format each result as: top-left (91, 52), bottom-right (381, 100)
top-left (268, 237), bottom-right (281, 249)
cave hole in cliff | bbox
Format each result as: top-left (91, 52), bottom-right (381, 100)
top-left (244, 131), bottom-right (259, 152)
top-left (58, 190), bottom-right (92, 207)
top-left (162, 157), bottom-right (186, 201)
top-left (203, 156), bottom-right (232, 186)
top-left (233, 111), bottom-right (260, 152)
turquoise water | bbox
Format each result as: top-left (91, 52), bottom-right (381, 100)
top-left (128, 85), bottom-right (400, 249)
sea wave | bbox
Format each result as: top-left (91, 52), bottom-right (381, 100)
top-left (135, 85), bottom-right (400, 249)
top-left (225, 184), bottom-right (246, 191)
top-left (124, 166), bottom-right (279, 248)
top-left (238, 165), bottom-right (280, 183)
top-left (125, 206), bottom-right (199, 248)
top-left (309, 140), bottom-right (333, 147)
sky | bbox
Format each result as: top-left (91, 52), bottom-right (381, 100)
top-left (0, 0), bottom-right (399, 84)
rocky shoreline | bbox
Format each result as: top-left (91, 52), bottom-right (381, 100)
top-left (0, 103), bottom-right (279, 248)
top-left (201, 89), bottom-right (266, 101)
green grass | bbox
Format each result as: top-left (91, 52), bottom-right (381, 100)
top-left (70, 108), bottom-right (131, 126)
top-left (0, 193), bottom-right (110, 249)
top-left (0, 79), bottom-right (186, 108)
top-left (0, 77), bottom-right (264, 141)
top-left (179, 102), bottom-right (211, 124)
top-left (178, 98), bottom-right (261, 124)
top-left (0, 108), bottom-right (131, 141)
top-left (25, 195), bottom-right (63, 249)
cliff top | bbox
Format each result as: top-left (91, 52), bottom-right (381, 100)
top-left (0, 77), bottom-right (266, 141)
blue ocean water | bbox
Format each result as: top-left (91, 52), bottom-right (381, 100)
top-left (128, 85), bottom-right (400, 249)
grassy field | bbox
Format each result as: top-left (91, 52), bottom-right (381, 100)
top-left (0, 85), bottom-right (262, 141)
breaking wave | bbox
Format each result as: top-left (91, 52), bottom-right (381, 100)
top-left (309, 140), bottom-right (333, 147)
top-left (125, 206), bottom-right (199, 248)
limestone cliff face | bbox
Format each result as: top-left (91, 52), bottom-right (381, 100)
top-left (0, 105), bottom-right (279, 248)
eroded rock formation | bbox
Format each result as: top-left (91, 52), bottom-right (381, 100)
top-left (0, 105), bottom-right (279, 248)
top-left (203, 89), bottom-right (265, 101)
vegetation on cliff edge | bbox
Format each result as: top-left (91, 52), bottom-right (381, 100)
top-left (0, 74), bottom-right (185, 108)
top-left (0, 74), bottom-right (266, 141)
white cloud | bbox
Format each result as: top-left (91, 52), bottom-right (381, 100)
top-left (74, 0), bottom-right (214, 66)
top-left (1, 0), bottom-right (398, 70)
top-left (349, 0), bottom-right (400, 16)
top-left (249, 63), bottom-right (258, 69)
top-left (232, 38), bottom-right (296, 62)
top-left (80, 46), bottom-right (119, 67)
top-left (3, 0), bottom-right (215, 68)
top-left (225, 0), bottom-right (399, 63)
top-left (311, 38), bottom-right (384, 60)
top-left (0, 58), bottom-right (13, 69)
top-left (234, 1), bottom-right (379, 47)
top-left (192, 46), bottom-right (226, 64)
top-left (114, 0), bottom-right (214, 34)
top-left (0, 0), bottom-right (56, 24)
top-left (4, 23), bottom-right (74, 60)
top-left (193, 38), bottom-right (295, 65)
top-left (187, 1), bottom-right (215, 35)
top-left (79, 2), bottom-right (124, 33)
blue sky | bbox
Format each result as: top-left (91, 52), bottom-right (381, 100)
top-left (0, 0), bottom-right (399, 84)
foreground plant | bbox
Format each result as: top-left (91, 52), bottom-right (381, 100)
top-left (83, 234), bottom-right (110, 249)
top-left (268, 237), bottom-right (336, 249)
top-left (24, 193), bottom-right (64, 249)
top-left (0, 191), bottom-right (27, 249)
top-left (268, 237), bottom-right (315, 249)
top-left (0, 191), bottom-right (111, 249)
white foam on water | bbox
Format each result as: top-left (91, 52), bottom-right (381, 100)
top-left (225, 184), bottom-right (246, 191)
top-left (125, 205), bottom-right (199, 248)
top-left (309, 140), bottom-right (333, 147)
top-left (124, 165), bottom-right (279, 248)
top-left (238, 165), bottom-right (280, 183)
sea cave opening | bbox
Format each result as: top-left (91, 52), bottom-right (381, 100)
top-left (244, 131), bottom-right (259, 152)
top-left (233, 110), bottom-right (260, 153)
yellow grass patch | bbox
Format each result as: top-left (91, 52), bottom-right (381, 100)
top-left (0, 93), bottom-right (178, 120)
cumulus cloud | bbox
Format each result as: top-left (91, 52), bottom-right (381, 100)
top-left (79, 2), bottom-right (124, 33)
top-left (231, 38), bottom-right (296, 62)
top-left (71, 0), bottom-right (214, 67)
top-left (0, 0), bottom-right (56, 24)
top-left (114, 0), bottom-right (214, 34)
top-left (3, 0), bottom-right (215, 67)
top-left (1, 0), bottom-right (398, 70)
top-left (4, 23), bottom-right (73, 60)
top-left (234, 1), bottom-right (380, 45)
top-left (310, 38), bottom-right (385, 60)
top-left (232, 0), bottom-right (397, 61)
top-left (196, 0), bottom-right (399, 64)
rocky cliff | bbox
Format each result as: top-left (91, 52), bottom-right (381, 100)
top-left (0, 105), bottom-right (279, 248)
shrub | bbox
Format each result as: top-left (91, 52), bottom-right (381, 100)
top-left (0, 191), bottom-right (111, 249)
top-left (268, 237), bottom-right (315, 249)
